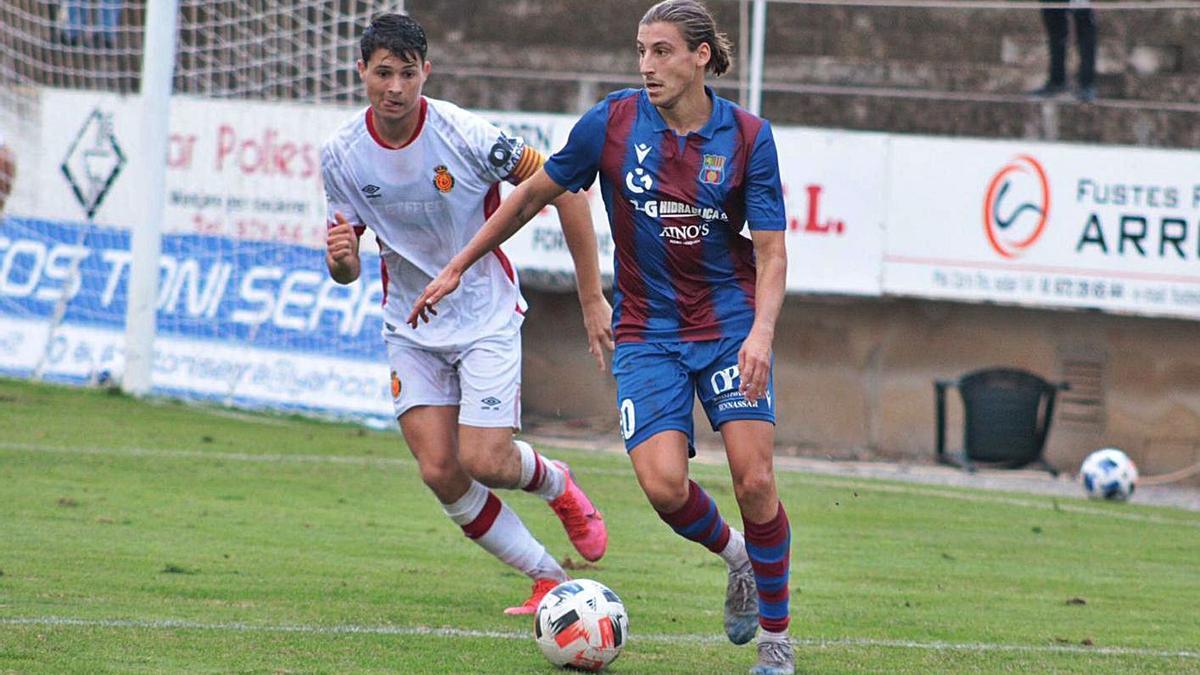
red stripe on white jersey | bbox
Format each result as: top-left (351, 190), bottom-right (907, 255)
top-left (484, 182), bottom-right (524, 316)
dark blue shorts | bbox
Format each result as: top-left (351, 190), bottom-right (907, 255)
top-left (612, 337), bottom-right (776, 455)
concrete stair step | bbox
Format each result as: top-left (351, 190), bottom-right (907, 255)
top-left (758, 89), bottom-right (1200, 147)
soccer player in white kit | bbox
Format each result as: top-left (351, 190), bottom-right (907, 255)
top-left (321, 13), bottom-right (613, 615)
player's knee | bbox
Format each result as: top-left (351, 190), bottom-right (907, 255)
top-left (643, 479), bottom-right (689, 514)
top-left (732, 470), bottom-right (776, 507)
top-left (418, 455), bottom-right (465, 492)
top-left (459, 441), bottom-right (509, 482)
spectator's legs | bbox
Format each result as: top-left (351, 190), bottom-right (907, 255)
top-left (1074, 8), bottom-right (1097, 89)
top-left (1041, 6), bottom-right (1069, 87)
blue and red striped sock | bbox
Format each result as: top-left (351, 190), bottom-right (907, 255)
top-left (656, 480), bottom-right (732, 554)
top-left (744, 502), bottom-right (791, 633)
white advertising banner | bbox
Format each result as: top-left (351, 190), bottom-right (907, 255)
top-left (27, 88), bottom-right (1200, 319)
top-left (0, 316), bottom-right (391, 421)
top-left (33, 90), bottom-right (884, 294)
top-left (775, 127), bottom-right (886, 295)
top-left (884, 137), bottom-right (1200, 319)
top-left (34, 92), bottom-right (612, 270)
top-left (37, 90), bottom-right (348, 246)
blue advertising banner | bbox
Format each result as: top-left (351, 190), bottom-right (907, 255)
top-left (0, 217), bottom-right (393, 422)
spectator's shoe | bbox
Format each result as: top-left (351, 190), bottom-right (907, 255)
top-left (504, 578), bottom-right (561, 615)
top-left (1077, 85), bottom-right (1097, 103)
top-left (1028, 82), bottom-right (1068, 98)
top-left (549, 461), bottom-right (608, 562)
top-left (749, 639), bottom-right (795, 675)
top-left (724, 567), bottom-right (759, 645)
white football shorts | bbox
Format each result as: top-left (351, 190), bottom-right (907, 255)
top-left (384, 331), bottom-right (522, 429)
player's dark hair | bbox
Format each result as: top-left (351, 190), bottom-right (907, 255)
top-left (360, 13), bottom-right (427, 64)
top-left (640, 0), bottom-right (733, 77)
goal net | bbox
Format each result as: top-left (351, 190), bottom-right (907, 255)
top-left (0, 1), bottom-right (401, 424)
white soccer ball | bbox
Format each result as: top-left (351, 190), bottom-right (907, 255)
top-left (1079, 448), bottom-right (1138, 501)
top-left (534, 579), bottom-right (628, 671)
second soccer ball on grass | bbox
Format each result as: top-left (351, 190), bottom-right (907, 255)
top-left (1079, 447), bottom-right (1138, 501)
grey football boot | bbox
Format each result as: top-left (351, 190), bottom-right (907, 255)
top-left (749, 639), bottom-right (795, 675)
top-left (724, 566), bottom-right (759, 645)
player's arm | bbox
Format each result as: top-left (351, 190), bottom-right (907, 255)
top-left (739, 229), bottom-right (786, 402)
top-left (549, 186), bottom-right (612, 372)
top-left (321, 146), bottom-right (362, 284)
top-left (407, 168), bottom-right (566, 327)
top-left (325, 212), bottom-right (361, 284)
top-left (738, 120), bottom-right (788, 402)
top-left (512, 143), bottom-right (611, 368)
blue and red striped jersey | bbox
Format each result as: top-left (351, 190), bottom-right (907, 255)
top-left (545, 87), bottom-right (785, 344)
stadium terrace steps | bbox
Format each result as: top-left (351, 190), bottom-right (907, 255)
top-left (7, 0), bottom-right (1197, 144)
top-left (427, 44), bottom-right (635, 75)
top-left (764, 91), bottom-right (1043, 139)
top-left (425, 75), bottom-right (591, 116)
top-left (435, 43), bottom-right (1194, 106)
top-left (426, 59), bottom-right (1200, 147)
top-left (762, 91), bottom-right (1200, 147)
top-left (414, 0), bottom-right (1200, 145)
top-left (761, 56), bottom-right (1039, 94)
top-left (1119, 73), bottom-right (1200, 105)
top-left (1053, 104), bottom-right (1200, 147)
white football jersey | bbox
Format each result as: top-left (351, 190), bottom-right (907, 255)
top-left (322, 97), bottom-right (542, 349)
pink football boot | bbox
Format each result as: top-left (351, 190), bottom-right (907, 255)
top-left (548, 461), bottom-right (608, 562)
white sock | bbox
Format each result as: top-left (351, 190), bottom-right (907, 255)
top-left (442, 480), bottom-right (567, 581)
top-left (760, 629), bottom-right (790, 644)
top-left (530, 550), bottom-right (568, 582)
top-left (720, 528), bottom-right (751, 571)
top-left (515, 439), bottom-right (567, 501)
top-left (442, 480), bottom-right (490, 526)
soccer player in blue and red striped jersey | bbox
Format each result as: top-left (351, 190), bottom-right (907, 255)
top-left (410, 3), bottom-right (792, 672)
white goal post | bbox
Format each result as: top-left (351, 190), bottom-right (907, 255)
top-left (124, 0), bottom-right (177, 396)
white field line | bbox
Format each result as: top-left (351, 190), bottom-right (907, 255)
top-left (0, 616), bottom-right (1196, 660)
top-left (0, 441), bottom-right (414, 468)
top-left (2, 441), bottom-right (1197, 529)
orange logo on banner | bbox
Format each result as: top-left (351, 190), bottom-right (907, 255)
top-left (982, 155), bottom-right (1050, 259)
top-left (433, 165), bottom-right (455, 193)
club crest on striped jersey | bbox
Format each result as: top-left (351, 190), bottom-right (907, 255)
top-left (699, 153), bottom-right (727, 185)
top-left (432, 165), bottom-right (455, 193)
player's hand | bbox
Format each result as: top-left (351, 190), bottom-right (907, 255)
top-left (407, 267), bottom-right (461, 328)
top-left (580, 294), bottom-right (614, 372)
top-left (737, 329), bottom-right (773, 403)
top-left (326, 212), bottom-right (357, 267)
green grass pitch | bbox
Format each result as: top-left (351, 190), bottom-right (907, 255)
top-left (0, 378), bottom-right (1197, 673)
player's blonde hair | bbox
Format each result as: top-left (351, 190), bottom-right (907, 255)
top-left (640, 0), bottom-right (733, 77)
